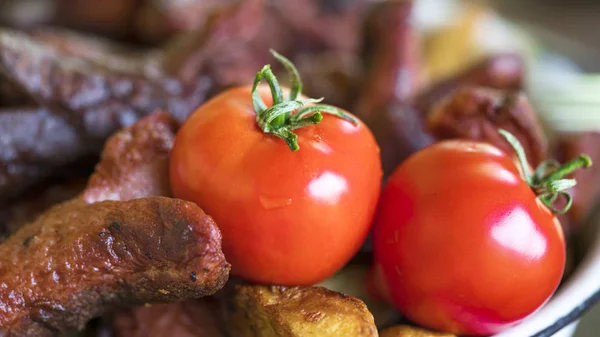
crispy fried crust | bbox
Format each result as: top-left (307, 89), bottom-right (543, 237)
top-left (0, 112), bottom-right (230, 335)
top-left (0, 197), bottom-right (229, 336)
top-left (427, 87), bottom-right (548, 166)
top-left (222, 285), bottom-right (378, 337)
top-left (83, 111), bottom-right (178, 203)
top-left (380, 325), bottom-right (456, 337)
top-left (0, 111), bottom-right (178, 240)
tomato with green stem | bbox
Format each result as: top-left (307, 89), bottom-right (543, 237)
top-left (372, 130), bottom-right (591, 335)
top-left (170, 50), bottom-right (382, 285)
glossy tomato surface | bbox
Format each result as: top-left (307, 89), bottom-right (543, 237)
top-left (170, 85), bottom-right (382, 286)
top-left (373, 140), bottom-right (565, 336)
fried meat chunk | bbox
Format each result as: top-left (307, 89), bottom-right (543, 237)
top-left (0, 197), bottom-right (228, 336)
top-left (427, 87), bottom-right (548, 166)
top-left (83, 111), bottom-right (178, 203)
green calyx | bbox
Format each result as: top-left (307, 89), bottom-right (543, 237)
top-left (499, 129), bottom-right (592, 214)
top-left (253, 49), bottom-right (357, 151)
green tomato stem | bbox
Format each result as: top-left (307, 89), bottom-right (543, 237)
top-left (499, 128), bottom-right (593, 214)
top-left (252, 50), bottom-right (357, 151)
top-left (538, 155), bottom-right (592, 184)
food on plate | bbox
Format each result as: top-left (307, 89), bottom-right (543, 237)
top-left (0, 197), bottom-right (228, 336)
top-left (0, 0), bottom-right (262, 201)
top-left (170, 51), bottom-right (381, 285)
top-left (414, 53), bottom-right (524, 112)
top-left (82, 111), bottom-right (178, 203)
top-left (222, 284), bottom-right (377, 337)
top-left (0, 112), bottom-right (231, 336)
top-left (0, 1), bottom-right (598, 335)
top-left (427, 87), bottom-right (548, 166)
top-left (0, 111), bottom-right (177, 239)
top-left (112, 277), bottom-right (380, 337)
top-left (353, 0), bottom-right (423, 177)
top-left (0, 107), bottom-right (90, 202)
top-left (356, 0), bottom-right (420, 113)
top-left (359, 52), bottom-right (525, 176)
top-left (136, 0), bottom-right (239, 42)
top-left (380, 325), bottom-right (456, 337)
top-left (373, 131), bottom-right (591, 335)
top-left (112, 298), bottom-right (225, 337)
top-left (318, 263), bottom-right (399, 328)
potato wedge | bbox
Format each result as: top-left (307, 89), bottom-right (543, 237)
top-left (222, 285), bottom-right (378, 337)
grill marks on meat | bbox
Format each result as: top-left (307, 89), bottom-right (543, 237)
top-left (427, 87), bottom-right (548, 166)
top-left (0, 197), bottom-right (228, 336)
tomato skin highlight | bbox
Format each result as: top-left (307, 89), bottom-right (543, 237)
top-left (373, 140), bottom-right (565, 336)
top-left (170, 85), bottom-right (382, 286)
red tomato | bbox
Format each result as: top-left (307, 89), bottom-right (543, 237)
top-left (373, 140), bottom-right (567, 335)
top-left (170, 84), bottom-right (381, 285)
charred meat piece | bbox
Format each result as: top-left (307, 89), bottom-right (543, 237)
top-left (355, 0), bottom-right (420, 118)
top-left (52, 0), bottom-right (141, 40)
top-left (135, 0), bottom-right (240, 43)
top-left (555, 132), bottom-right (600, 232)
top-left (413, 53), bottom-right (524, 114)
top-left (362, 54), bottom-right (525, 176)
top-left (112, 298), bottom-right (225, 337)
top-left (0, 107), bottom-right (95, 202)
top-left (272, 0), bottom-right (367, 108)
top-left (0, 110), bottom-right (175, 237)
top-left (0, 0), bottom-right (140, 40)
top-left (270, 0), bottom-right (367, 52)
top-left (353, 0), bottom-right (422, 175)
top-left (0, 197), bottom-right (229, 336)
top-left (427, 87), bottom-right (548, 166)
top-left (0, 112), bottom-right (228, 336)
top-left (0, 28), bottom-right (200, 133)
top-left (83, 111), bottom-right (177, 203)
top-left (380, 325), bottom-right (456, 337)
top-left (0, 0), bottom-right (263, 200)
top-left (222, 284), bottom-right (378, 337)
